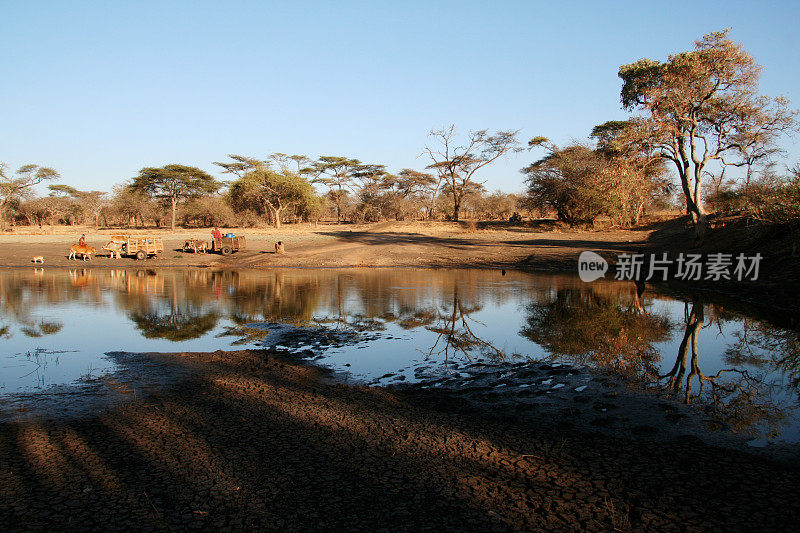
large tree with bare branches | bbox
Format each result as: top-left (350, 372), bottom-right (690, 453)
top-left (424, 126), bottom-right (521, 221)
top-left (619, 30), bottom-right (797, 240)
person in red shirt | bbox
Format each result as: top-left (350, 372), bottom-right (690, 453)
top-left (211, 227), bottom-right (222, 240)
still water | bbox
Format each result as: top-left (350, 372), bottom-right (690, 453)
top-left (0, 267), bottom-right (798, 446)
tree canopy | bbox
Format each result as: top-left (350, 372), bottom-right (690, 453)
top-left (229, 168), bottom-right (318, 228)
top-left (0, 164), bottom-right (61, 229)
top-left (213, 154), bottom-right (269, 179)
top-left (129, 164), bottom-right (220, 231)
top-left (619, 29), bottom-right (797, 240)
top-left (302, 156), bottom-right (362, 222)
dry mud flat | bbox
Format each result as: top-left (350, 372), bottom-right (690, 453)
top-left (1, 350), bottom-right (799, 532)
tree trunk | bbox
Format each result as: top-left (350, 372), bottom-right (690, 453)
top-left (171, 196), bottom-right (177, 232)
top-left (672, 155), bottom-right (710, 243)
top-left (693, 167), bottom-right (706, 216)
top-left (694, 212), bottom-right (709, 242)
top-left (634, 202), bottom-right (644, 225)
top-left (452, 197), bottom-right (461, 222)
top-left (266, 203), bottom-right (282, 229)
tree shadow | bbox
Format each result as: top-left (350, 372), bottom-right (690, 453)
top-left (318, 230), bottom-right (486, 249)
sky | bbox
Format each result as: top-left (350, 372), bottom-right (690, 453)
top-left (2, 0), bottom-right (799, 195)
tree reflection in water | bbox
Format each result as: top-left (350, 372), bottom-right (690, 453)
top-left (661, 299), bottom-right (788, 438)
top-left (521, 288), bottom-right (671, 381)
top-left (521, 286), bottom-right (795, 440)
top-left (725, 319), bottom-right (800, 392)
top-left (20, 320), bottom-right (64, 338)
top-left (0, 267), bottom-right (798, 439)
top-left (421, 285), bottom-right (504, 362)
top-left (129, 309), bottom-right (220, 341)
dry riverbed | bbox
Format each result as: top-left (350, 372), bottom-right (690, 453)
top-left (1, 349), bottom-right (799, 531)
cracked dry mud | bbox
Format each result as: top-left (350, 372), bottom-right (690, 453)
top-left (1, 349), bottom-right (799, 532)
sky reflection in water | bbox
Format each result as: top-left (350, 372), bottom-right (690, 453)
top-left (0, 267), bottom-right (798, 444)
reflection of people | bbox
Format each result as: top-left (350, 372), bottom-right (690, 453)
top-left (78, 234), bottom-right (86, 246)
top-left (211, 227), bottom-right (222, 240)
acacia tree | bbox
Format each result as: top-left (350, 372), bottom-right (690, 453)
top-left (440, 181), bottom-right (486, 220)
top-left (270, 153), bottom-right (311, 174)
top-left (481, 190), bottom-right (520, 220)
top-left (111, 183), bottom-right (158, 227)
top-left (48, 184), bottom-right (108, 228)
top-left (383, 169), bottom-right (437, 220)
top-left (523, 140), bottom-right (608, 225)
top-left (302, 156), bottom-right (362, 222)
top-left (213, 154), bottom-right (269, 179)
top-left (0, 164), bottom-right (60, 229)
top-left (619, 30), bottom-right (797, 240)
top-left (350, 164), bottom-right (388, 222)
top-left (129, 164), bottom-right (219, 231)
top-left (590, 120), bottom-right (671, 225)
top-left (424, 126), bottom-right (521, 221)
top-left (524, 129), bottom-right (669, 227)
top-left (229, 169), bottom-right (317, 228)
top-left (389, 169), bottom-right (438, 219)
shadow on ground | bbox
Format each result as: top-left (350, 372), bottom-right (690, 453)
top-left (1, 350), bottom-right (798, 531)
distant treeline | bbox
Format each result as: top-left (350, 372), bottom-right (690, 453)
top-left (0, 156), bottom-right (528, 230)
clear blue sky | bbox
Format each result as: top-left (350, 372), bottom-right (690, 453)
top-left (2, 0), bottom-right (798, 194)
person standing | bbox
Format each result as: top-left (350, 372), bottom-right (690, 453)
top-left (211, 227), bottom-right (222, 251)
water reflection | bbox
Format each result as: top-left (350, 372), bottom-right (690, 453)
top-left (0, 267), bottom-right (797, 443)
top-left (656, 299), bottom-right (788, 439)
top-left (394, 284), bottom-right (505, 362)
top-left (521, 288), bottom-right (672, 380)
top-left (726, 318), bottom-right (800, 391)
top-left (521, 287), bottom-right (798, 441)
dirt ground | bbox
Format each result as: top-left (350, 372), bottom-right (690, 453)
top-left (2, 349), bottom-right (798, 532)
top-left (0, 220), bottom-right (653, 270)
